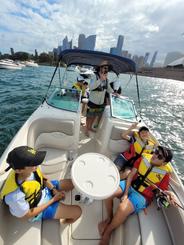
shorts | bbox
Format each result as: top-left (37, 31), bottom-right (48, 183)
top-left (31, 180), bottom-right (60, 222)
top-left (42, 180), bottom-right (60, 219)
top-left (86, 101), bottom-right (105, 117)
top-left (114, 154), bottom-right (128, 170)
top-left (119, 180), bottom-right (147, 213)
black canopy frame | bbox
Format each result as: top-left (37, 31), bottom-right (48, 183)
top-left (43, 49), bottom-right (141, 115)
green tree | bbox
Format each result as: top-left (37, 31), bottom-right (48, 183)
top-left (13, 52), bottom-right (29, 60)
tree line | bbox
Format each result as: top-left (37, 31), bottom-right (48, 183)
top-left (0, 49), bottom-right (58, 66)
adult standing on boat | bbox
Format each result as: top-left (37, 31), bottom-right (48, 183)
top-left (98, 146), bottom-right (177, 245)
top-left (0, 146), bottom-right (81, 223)
top-left (85, 61), bottom-right (114, 136)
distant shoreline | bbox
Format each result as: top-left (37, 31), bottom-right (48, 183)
top-left (137, 67), bottom-right (184, 82)
top-left (37, 63), bottom-right (184, 82)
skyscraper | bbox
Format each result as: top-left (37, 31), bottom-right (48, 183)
top-left (78, 34), bottom-right (86, 49)
top-left (85, 35), bottom-right (96, 50)
top-left (116, 35), bottom-right (124, 56)
top-left (78, 34), bottom-right (96, 50)
top-left (150, 51), bottom-right (158, 67)
top-left (144, 52), bottom-right (150, 65)
top-left (62, 36), bottom-right (72, 50)
top-left (110, 47), bottom-right (118, 55)
top-left (110, 35), bottom-right (124, 56)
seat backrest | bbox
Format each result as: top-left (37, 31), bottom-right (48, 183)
top-left (27, 118), bottom-right (75, 150)
top-left (108, 125), bottom-right (130, 158)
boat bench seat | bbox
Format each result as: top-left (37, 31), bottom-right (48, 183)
top-left (138, 201), bottom-right (172, 245)
top-left (107, 125), bottom-right (131, 160)
top-left (112, 199), bottom-right (173, 245)
top-left (0, 201), bottom-right (41, 245)
top-left (27, 118), bottom-right (76, 179)
top-left (27, 118), bottom-right (75, 150)
top-left (39, 147), bottom-right (69, 179)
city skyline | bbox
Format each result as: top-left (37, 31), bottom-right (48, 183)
top-left (56, 33), bottom-right (159, 67)
top-left (1, 0), bottom-right (184, 64)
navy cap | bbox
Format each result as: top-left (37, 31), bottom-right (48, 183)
top-left (6, 146), bottom-right (46, 170)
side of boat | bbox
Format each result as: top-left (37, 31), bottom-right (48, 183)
top-left (25, 61), bottom-right (39, 67)
top-left (0, 59), bottom-right (22, 70)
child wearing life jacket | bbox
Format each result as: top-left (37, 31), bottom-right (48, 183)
top-left (99, 146), bottom-right (177, 245)
top-left (114, 122), bottom-right (156, 176)
top-left (0, 146), bottom-right (81, 223)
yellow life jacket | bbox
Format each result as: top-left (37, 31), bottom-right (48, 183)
top-left (0, 168), bottom-right (44, 208)
top-left (132, 153), bottom-right (172, 193)
top-left (133, 132), bottom-right (155, 155)
top-left (73, 83), bottom-right (85, 96)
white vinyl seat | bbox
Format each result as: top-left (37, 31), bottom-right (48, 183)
top-left (27, 118), bottom-right (77, 179)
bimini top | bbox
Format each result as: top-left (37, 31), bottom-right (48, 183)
top-left (59, 49), bottom-right (136, 75)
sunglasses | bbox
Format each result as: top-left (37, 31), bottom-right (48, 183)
top-left (154, 149), bottom-right (165, 160)
top-left (100, 65), bottom-right (109, 69)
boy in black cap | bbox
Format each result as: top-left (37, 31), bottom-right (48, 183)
top-left (0, 146), bottom-right (81, 223)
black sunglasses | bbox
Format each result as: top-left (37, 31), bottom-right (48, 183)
top-left (100, 65), bottom-right (109, 69)
top-left (154, 149), bottom-right (165, 160)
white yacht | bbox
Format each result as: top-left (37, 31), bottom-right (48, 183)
top-left (25, 60), bottom-right (39, 67)
top-left (0, 59), bottom-right (22, 70)
top-left (0, 50), bottom-right (184, 245)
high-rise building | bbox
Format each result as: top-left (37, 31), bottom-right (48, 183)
top-left (164, 51), bottom-right (184, 66)
top-left (144, 52), bottom-right (150, 64)
top-left (78, 34), bottom-right (96, 50)
top-left (10, 48), bottom-right (14, 56)
top-left (122, 50), bottom-right (128, 57)
top-left (150, 51), bottom-right (158, 67)
top-left (116, 35), bottom-right (124, 56)
top-left (62, 36), bottom-right (72, 50)
top-left (85, 35), bottom-right (96, 50)
top-left (78, 34), bottom-right (86, 49)
top-left (110, 47), bottom-right (118, 55)
top-left (110, 35), bottom-right (124, 56)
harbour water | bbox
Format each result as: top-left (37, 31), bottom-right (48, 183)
top-left (0, 66), bottom-right (183, 180)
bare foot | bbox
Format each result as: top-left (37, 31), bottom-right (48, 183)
top-left (98, 219), bottom-right (110, 237)
top-left (99, 233), bottom-right (111, 245)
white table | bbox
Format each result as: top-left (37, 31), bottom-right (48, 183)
top-left (71, 153), bottom-right (120, 200)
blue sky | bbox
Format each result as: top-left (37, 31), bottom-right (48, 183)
top-left (0, 0), bottom-right (184, 63)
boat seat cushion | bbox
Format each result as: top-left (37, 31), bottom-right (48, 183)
top-left (35, 132), bottom-right (74, 150)
top-left (27, 118), bottom-right (75, 148)
top-left (108, 139), bottom-right (130, 154)
top-left (138, 201), bottom-right (172, 245)
top-left (38, 147), bottom-right (68, 179)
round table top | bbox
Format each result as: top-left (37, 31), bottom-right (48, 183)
top-left (71, 152), bottom-right (120, 199)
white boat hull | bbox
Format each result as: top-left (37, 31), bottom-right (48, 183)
top-left (0, 64), bottom-right (22, 70)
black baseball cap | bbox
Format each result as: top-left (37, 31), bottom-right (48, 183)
top-left (6, 146), bottom-right (46, 170)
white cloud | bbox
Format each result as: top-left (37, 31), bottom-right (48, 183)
top-left (0, 0), bottom-right (184, 63)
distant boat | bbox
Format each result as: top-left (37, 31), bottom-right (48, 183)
top-left (79, 66), bottom-right (94, 77)
top-left (25, 60), bottom-right (39, 67)
top-left (0, 59), bottom-right (22, 70)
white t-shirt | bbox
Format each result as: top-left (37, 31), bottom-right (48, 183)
top-left (5, 173), bottom-right (47, 218)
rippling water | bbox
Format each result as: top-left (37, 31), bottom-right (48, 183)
top-left (0, 67), bottom-right (183, 180)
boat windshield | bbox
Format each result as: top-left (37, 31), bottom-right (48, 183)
top-left (110, 94), bottom-right (137, 121)
top-left (46, 88), bottom-right (81, 112)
